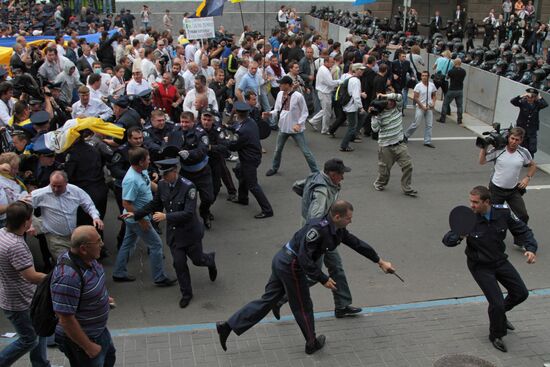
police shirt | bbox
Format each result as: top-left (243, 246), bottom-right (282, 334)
top-left (285, 215), bottom-right (380, 284)
top-left (486, 146), bottom-right (532, 189)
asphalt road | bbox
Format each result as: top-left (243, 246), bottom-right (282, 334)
top-left (3, 107), bottom-right (550, 332)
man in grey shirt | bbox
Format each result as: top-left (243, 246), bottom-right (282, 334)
top-left (31, 171), bottom-right (104, 259)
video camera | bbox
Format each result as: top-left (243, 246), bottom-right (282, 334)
top-left (475, 123), bottom-right (509, 149)
top-left (369, 99), bottom-right (389, 116)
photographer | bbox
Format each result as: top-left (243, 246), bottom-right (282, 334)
top-left (510, 88), bottom-right (548, 158)
top-left (479, 127), bottom-right (536, 228)
top-left (370, 93), bottom-right (417, 197)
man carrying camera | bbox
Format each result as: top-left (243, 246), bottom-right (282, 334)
top-left (510, 88), bottom-right (548, 158)
top-left (371, 93), bottom-right (417, 196)
top-left (479, 127), bottom-right (536, 228)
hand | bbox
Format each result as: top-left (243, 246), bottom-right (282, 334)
top-left (323, 277), bottom-right (337, 290)
top-left (517, 176), bottom-right (530, 189)
top-left (86, 343), bottom-right (102, 359)
top-left (179, 150), bottom-right (190, 160)
top-left (152, 212), bottom-right (166, 222)
top-left (524, 251), bottom-right (536, 264)
top-left (378, 259), bottom-right (395, 273)
top-left (308, 75), bottom-right (314, 81)
top-left (20, 194), bottom-right (33, 205)
top-left (26, 225), bottom-right (37, 237)
top-left (360, 92), bottom-right (367, 99)
top-left (262, 112), bottom-right (271, 119)
top-left (393, 74), bottom-right (399, 80)
top-left (119, 212), bottom-right (134, 219)
top-left (151, 172), bottom-right (159, 183)
top-left (292, 124), bottom-right (301, 132)
top-left (93, 218), bottom-right (104, 231)
top-left (138, 219), bottom-right (150, 232)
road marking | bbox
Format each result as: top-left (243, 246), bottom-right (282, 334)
top-left (2, 289), bottom-right (549, 344)
top-left (408, 137), bottom-right (476, 141)
top-left (527, 185), bottom-right (550, 190)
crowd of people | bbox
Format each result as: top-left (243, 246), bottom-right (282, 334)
top-left (0, 1), bottom-right (547, 366)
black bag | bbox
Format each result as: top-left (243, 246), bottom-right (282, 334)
top-left (303, 90), bottom-right (315, 115)
top-left (406, 77), bottom-right (418, 89)
top-left (335, 78), bottom-right (352, 107)
top-left (432, 58), bottom-right (452, 85)
top-left (257, 118), bottom-right (271, 140)
top-left (30, 254), bottom-right (84, 337)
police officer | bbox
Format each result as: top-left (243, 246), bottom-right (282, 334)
top-left (443, 186), bottom-right (537, 353)
top-left (166, 111), bottom-right (214, 229)
top-left (110, 95), bottom-right (141, 145)
top-left (216, 200), bottom-right (395, 354)
top-left (510, 88), bottom-right (548, 157)
top-left (29, 111), bottom-right (52, 140)
top-left (227, 102), bottom-right (273, 219)
top-left (131, 89), bottom-right (155, 123)
top-left (143, 109), bottom-right (174, 162)
top-left (108, 126), bottom-right (145, 248)
top-left (198, 108), bottom-right (237, 202)
top-left (128, 158), bottom-right (218, 308)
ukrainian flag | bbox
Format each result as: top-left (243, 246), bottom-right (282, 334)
top-left (196, 0), bottom-right (226, 17)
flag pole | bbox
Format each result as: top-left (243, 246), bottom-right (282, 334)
top-left (238, 1), bottom-right (245, 31)
top-left (263, 0), bottom-right (266, 56)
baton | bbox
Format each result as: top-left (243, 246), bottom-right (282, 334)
top-left (387, 269), bottom-right (405, 283)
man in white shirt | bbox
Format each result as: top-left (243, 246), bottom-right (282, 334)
top-left (71, 86), bottom-right (113, 121)
top-left (142, 48), bottom-right (160, 84)
top-left (340, 63), bottom-right (365, 152)
top-left (126, 62), bottom-right (152, 96)
top-left (185, 41), bottom-right (198, 63)
top-left (308, 56), bottom-right (340, 134)
top-left (277, 6), bottom-right (288, 27)
top-left (262, 76), bottom-right (318, 176)
top-left (31, 170), bottom-right (103, 259)
top-left (404, 71), bottom-right (437, 148)
top-left (183, 75), bottom-right (219, 113)
top-left (182, 62), bottom-right (200, 93)
top-left (0, 82), bottom-right (14, 127)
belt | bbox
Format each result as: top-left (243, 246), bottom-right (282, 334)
top-left (181, 157), bottom-right (209, 173)
top-left (284, 243), bottom-right (297, 257)
top-left (387, 140), bottom-right (404, 147)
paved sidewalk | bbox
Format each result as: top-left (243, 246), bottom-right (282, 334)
top-left (8, 293), bottom-right (550, 367)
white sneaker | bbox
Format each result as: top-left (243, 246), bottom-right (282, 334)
top-left (227, 154), bottom-right (239, 162)
top-left (307, 119), bottom-right (319, 131)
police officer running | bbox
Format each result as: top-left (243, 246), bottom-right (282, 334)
top-left (510, 88), bottom-right (548, 157)
top-left (124, 158), bottom-right (218, 308)
top-left (227, 102), bottom-right (273, 219)
top-left (443, 186), bottom-right (538, 353)
top-left (216, 200), bottom-right (395, 354)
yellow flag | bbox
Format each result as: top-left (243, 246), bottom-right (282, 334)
top-left (230, 0), bottom-right (242, 3)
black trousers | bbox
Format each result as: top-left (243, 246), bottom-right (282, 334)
top-left (77, 183), bottom-right (109, 237)
top-left (210, 160), bottom-right (236, 201)
top-left (227, 249), bottom-right (317, 346)
top-left (181, 166), bottom-right (214, 219)
top-left (521, 133), bottom-right (537, 157)
top-left (170, 242), bottom-right (215, 300)
top-left (235, 162), bottom-right (273, 214)
top-left (467, 259), bottom-right (529, 339)
top-left (489, 182), bottom-right (529, 224)
top-left (112, 185), bottom-right (126, 249)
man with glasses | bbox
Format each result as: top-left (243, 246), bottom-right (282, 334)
top-left (112, 147), bottom-right (176, 286)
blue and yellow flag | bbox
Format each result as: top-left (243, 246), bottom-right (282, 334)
top-left (196, 0), bottom-right (226, 17)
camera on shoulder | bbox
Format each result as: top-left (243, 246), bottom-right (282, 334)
top-left (475, 123), bottom-right (509, 150)
top-left (368, 99), bottom-right (389, 116)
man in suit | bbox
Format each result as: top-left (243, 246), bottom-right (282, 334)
top-left (76, 43), bottom-right (98, 84)
top-left (434, 10), bottom-right (443, 30)
top-left (454, 5), bottom-right (466, 26)
top-left (391, 50), bottom-right (414, 110)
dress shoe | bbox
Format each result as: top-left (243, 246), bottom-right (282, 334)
top-left (437, 118), bottom-right (445, 123)
top-left (272, 304), bottom-right (281, 320)
top-left (208, 253), bottom-right (217, 281)
top-left (404, 189), bottom-right (418, 197)
top-left (335, 305), bottom-right (362, 318)
top-left (112, 275), bottom-right (136, 282)
top-left (254, 212), bottom-right (273, 219)
top-left (424, 143), bottom-right (436, 148)
top-left (490, 337), bottom-right (507, 352)
top-left (230, 197), bottom-right (249, 205)
top-left (179, 296), bottom-right (192, 308)
top-left (265, 168), bottom-right (277, 176)
top-left (216, 321), bottom-right (231, 351)
top-left (506, 319), bottom-right (515, 330)
top-left (226, 194), bottom-right (237, 201)
top-left (305, 335), bottom-right (326, 354)
top-left (154, 277), bottom-right (177, 287)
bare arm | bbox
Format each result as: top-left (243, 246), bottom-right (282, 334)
top-left (20, 266), bottom-right (46, 284)
top-left (57, 314), bottom-right (101, 358)
top-left (479, 148), bottom-right (488, 165)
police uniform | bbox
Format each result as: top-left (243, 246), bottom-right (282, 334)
top-left (510, 89), bottom-right (548, 157)
top-left (111, 95), bottom-right (142, 144)
top-left (143, 120), bottom-right (174, 161)
top-left (108, 143), bottom-right (133, 246)
top-left (199, 119), bottom-right (237, 201)
top-left (130, 89), bottom-right (155, 122)
top-left (29, 111), bottom-right (51, 140)
top-left (134, 158), bottom-right (217, 308)
top-left (227, 102), bottom-right (273, 218)
top-left (443, 204), bottom-right (537, 343)
top-left (165, 122), bottom-right (214, 228)
top-left (220, 215), bottom-right (382, 351)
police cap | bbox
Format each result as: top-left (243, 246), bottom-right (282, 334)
top-left (108, 95), bottom-right (130, 108)
top-left (138, 89), bottom-right (153, 99)
top-left (30, 111), bottom-right (50, 125)
top-left (28, 98), bottom-right (44, 106)
top-left (48, 81), bottom-right (63, 89)
top-left (201, 107), bottom-right (216, 116)
top-left (234, 101), bottom-right (250, 112)
top-left (155, 157), bottom-right (179, 175)
top-left (526, 87), bottom-right (539, 96)
top-left (161, 143), bottom-right (181, 159)
top-left (0, 68), bottom-right (7, 77)
top-left (324, 158), bottom-right (351, 174)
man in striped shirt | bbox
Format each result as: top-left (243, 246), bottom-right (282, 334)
top-left (51, 225), bottom-right (116, 366)
top-left (370, 93), bottom-right (417, 197)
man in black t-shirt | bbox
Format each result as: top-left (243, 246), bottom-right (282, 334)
top-left (438, 58), bottom-right (466, 124)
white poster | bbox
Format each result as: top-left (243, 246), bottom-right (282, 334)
top-left (184, 17), bottom-right (215, 40)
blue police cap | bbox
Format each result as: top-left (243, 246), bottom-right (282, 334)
top-left (108, 95), bottom-right (130, 108)
top-left (155, 157), bottom-right (179, 175)
top-left (138, 89), bottom-right (153, 99)
top-left (30, 111), bottom-right (50, 125)
top-left (234, 101), bottom-right (250, 112)
top-left (161, 143), bottom-right (180, 159)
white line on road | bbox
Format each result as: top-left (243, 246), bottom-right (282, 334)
top-left (408, 137), bottom-right (477, 141)
top-left (527, 185), bottom-right (550, 190)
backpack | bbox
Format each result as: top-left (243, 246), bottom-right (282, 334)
top-left (30, 254), bottom-right (84, 337)
top-left (335, 77), bottom-right (353, 107)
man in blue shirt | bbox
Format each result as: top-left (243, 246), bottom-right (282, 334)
top-left (235, 62), bottom-right (259, 102)
top-left (112, 147), bottom-right (176, 286)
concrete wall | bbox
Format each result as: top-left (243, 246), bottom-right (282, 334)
top-left (306, 14), bottom-right (550, 161)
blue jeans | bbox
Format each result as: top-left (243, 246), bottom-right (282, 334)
top-left (113, 221), bottom-right (168, 283)
top-left (405, 107), bottom-right (433, 144)
top-left (0, 309), bottom-right (50, 367)
top-left (56, 328), bottom-right (115, 367)
top-left (341, 111), bottom-right (358, 149)
top-left (401, 88), bottom-right (409, 108)
top-left (272, 132), bottom-right (318, 173)
top-left (102, 0), bottom-right (112, 14)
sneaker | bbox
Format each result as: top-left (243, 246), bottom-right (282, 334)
top-left (351, 137), bottom-right (363, 143)
top-left (404, 190), bottom-right (418, 197)
top-left (373, 183), bottom-right (384, 191)
top-left (339, 146), bottom-right (354, 152)
top-left (307, 119), bottom-right (319, 131)
top-left (227, 154), bottom-right (239, 162)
